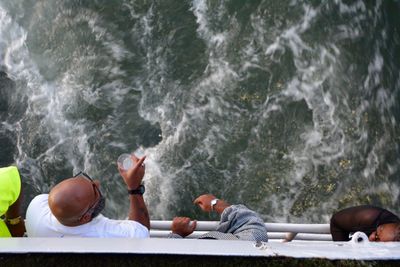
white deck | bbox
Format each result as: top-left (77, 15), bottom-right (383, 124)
top-left (1, 238), bottom-right (400, 260)
top-left (1, 221), bottom-right (399, 260)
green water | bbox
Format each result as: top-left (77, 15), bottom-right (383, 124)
top-left (0, 0), bottom-right (399, 222)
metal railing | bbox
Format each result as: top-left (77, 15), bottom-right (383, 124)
top-left (150, 220), bottom-right (332, 241)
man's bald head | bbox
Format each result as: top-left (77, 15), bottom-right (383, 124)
top-left (48, 177), bottom-right (98, 226)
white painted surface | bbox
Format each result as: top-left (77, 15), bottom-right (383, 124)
top-left (1, 221), bottom-right (397, 260)
top-left (0, 238), bottom-right (399, 260)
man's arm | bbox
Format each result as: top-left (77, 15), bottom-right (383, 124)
top-left (194, 194), bottom-right (268, 242)
top-left (194, 194), bottom-right (230, 214)
top-left (118, 155), bottom-right (150, 229)
top-left (5, 191), bottom-right (26, 237)
top-left (128, 194), bottom-right (149, 229)
top-left (216, 204), bottom-right (268, 241)
top-left (330, 212), bottom-right (351, 241)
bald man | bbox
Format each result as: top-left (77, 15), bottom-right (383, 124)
top-left (25, 155), bottom-right (150, 238)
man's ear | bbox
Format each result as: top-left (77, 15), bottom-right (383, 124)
top-left (79, 213), bottom-right (92, 224)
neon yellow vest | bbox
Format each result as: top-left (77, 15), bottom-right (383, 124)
top-left (0, 166), bottom-right (21, 237)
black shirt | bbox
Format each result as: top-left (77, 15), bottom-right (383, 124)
top-left (330, 205), bottom-right (400, 241)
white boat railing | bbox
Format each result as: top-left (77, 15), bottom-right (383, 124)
top-left (150, 220), bottom-right (332, 241)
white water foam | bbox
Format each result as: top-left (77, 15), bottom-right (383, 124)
top-left (0, 3), bottom-right (133, 191)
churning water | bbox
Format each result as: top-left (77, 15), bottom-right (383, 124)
top-left (0, 0), bottom-right (399, 222)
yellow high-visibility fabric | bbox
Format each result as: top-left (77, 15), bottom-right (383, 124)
top-left (0, 166), bottom-right (21, 237)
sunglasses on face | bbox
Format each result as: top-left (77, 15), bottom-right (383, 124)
top-left (74, 171), bottom-right (95, 183)
top-left (73, 171), bottom-right (105, 219)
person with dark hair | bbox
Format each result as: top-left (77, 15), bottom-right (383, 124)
top-left (25, 155), bottom-right (150, 238)
top-left (169, 194), bottom-right (268, 242)
top-left (330, 205), bottom-right (400, 242)
top-left (0, 166), bottom-right (26, 237)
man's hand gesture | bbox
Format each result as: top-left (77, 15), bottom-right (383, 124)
top-left (118, 155), bottom-right (146, 190)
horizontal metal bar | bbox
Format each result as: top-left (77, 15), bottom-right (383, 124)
top-left (151, 221), bottom-right (219, 231)
top-left (150, 221), bottom-right (330, 234)
top-left (149, 230), bottom-right (333, 241)
top-left (266, 223), bottom-right (330, 234)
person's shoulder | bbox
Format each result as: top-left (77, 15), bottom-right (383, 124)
top-left (225, 204), bottom-right (254, 214)
top-left (357, 204), bottom-right (383, 209)
top-left (31, 193), bottom-right (49, 203)
top-left (335, 205), bottom-right (383, 212)
top-left (97, 216), bottom-right (146, 228)
top-left (27, 194), bottom-right (50, 210)
top-left (0, 166), bottom-right (21, 193)
top-left (26, 194), bottom-right (52, 237)
top-left (0, 166), bottom-right (19, 177)
top-left (93, 217), bottom-right (149, 238)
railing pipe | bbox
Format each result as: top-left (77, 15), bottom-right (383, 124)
top-left (150, 220), bottom-right (330, 234)
top-left (149, 230), bottom-right (332, 241)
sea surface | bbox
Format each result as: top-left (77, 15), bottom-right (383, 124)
top-left (0, 0), bottom-right (399, 222)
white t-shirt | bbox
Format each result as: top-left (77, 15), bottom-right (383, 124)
top-left (25, 194), bottom-right (149, 238)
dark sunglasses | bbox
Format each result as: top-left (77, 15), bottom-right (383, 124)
top-left (73, 171), bottom-right (104, 219)
top-left (74, 171), bottom-right (95, 182)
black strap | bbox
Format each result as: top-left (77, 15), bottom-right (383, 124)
top-left (128, 185), bottom-right (145, 195)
